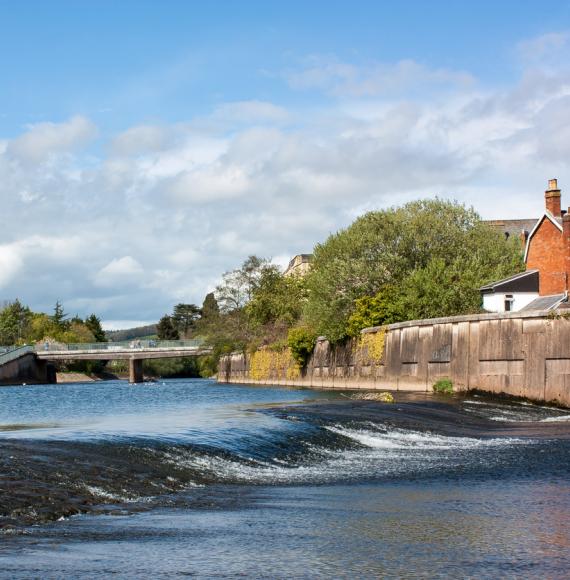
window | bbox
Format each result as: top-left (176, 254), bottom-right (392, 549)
top-left (504, 294), bottom-right (514, 312)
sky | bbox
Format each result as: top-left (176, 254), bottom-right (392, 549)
top-left (2, 1), bottom-right (570, 328)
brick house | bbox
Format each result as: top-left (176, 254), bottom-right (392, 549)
top-left (481, 179), bottom-right (569, 313)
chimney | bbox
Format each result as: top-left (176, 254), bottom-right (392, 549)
top-left (545, 178), bottom-right (561, 217)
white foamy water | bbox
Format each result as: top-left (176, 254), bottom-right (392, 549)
top-left (83, 485), bottom-right (153, 503)
top-left (463, 398), bottom-right (570, 423)
top-left (166, 425), bottom-right (530, 486)
top-left (541, 415), bottom-right (570, 422)
top-left (326, 425), bottom-right (523, 449)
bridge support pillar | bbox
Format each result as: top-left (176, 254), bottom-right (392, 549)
top-left (129, 359), bottom-right (143, 384)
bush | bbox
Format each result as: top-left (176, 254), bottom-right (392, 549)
top-left (433, 378), bottom-right (453, 394)
top-left (346, 290), bottom-right (401, 337)
top-left (287, 326), bottom-right (317, 367)
top-left (304, 199), bottom-right (524, 342)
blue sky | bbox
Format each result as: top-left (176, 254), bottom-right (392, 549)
top-left (2, 1), bottom-right (567, 133)
top-left (2, 1), bottom-right (570, 327)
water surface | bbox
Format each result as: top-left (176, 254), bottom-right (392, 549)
top-left (1, 379), bottom-right (569, 578)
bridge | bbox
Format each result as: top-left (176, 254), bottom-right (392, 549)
top-left (0, 340), bottom-right (212, 384)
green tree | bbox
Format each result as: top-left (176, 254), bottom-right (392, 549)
top-left (85, 314), bottom-right (107, 342)
top-left (212, 256), bottom-right (275, 347)
top-left (52, 301), bottom-right (69, 331)
top-left (246, 268), bottom-right (307, 329)
top-left (28, 313), bottom-right (58, 342)
top-left (59, 322), bottom-right (96, 344)
top-left (0, 300), bottom-right (32, 345)
top-left (201, 292), bottom-right (220, 323)
top-left (216, 255), bottom-right (272, 312)
top-left (172, 303), bottom-right (201, 337)
top-left (195, 293), bottom-right (220, 339)
top-left (157, 315), bottom-right (180, 340)
top-left (305, 199), bottom-right (524, 342)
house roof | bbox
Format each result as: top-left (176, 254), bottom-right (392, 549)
top-left (485, 219), bottom-right (537, 239)
top-left (480, 269), bottom-right (539, 293)
top-left (519, 293), bottom-right (567, 311)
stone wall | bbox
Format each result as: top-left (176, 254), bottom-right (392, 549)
top-left (218, 310), bottom-right (570, 407)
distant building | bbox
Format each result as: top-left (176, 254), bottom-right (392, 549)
top-left (284, 254), bottom-right (312, 277)
top-left (485, 218), bottom-right (537, 247)
top-left (481, 179), bottom-right (569, 313)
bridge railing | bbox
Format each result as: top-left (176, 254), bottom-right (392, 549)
top-left (33, 339), bottom-right (206, 353)
top-left (0, 345), bottom-right (34, 366)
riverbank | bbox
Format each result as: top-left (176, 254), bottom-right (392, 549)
top-left (219, 310), bottom-right (570, 407)
top-left (56, 372), bottom-right (102, 383)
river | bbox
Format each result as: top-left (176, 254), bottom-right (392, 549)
top-left (1, 378), bottom-right (570, 578)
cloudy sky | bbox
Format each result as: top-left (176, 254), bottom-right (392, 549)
top-left (2, 1), bottom-right (570, 328)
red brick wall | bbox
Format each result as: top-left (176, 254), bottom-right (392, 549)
top-left (526, 217), bottom-right (567, 294)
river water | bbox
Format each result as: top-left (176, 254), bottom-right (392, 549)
top-left (1, 379), bottom-right (570, 578)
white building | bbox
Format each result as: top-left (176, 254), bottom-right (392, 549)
top-left (480, 269), bottom-right (566, 313)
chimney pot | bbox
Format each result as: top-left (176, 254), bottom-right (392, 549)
top-left (549, 178), bottom-right (559, 191)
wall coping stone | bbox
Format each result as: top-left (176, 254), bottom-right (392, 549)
top-left (361, 309), bottom-right (554, 333)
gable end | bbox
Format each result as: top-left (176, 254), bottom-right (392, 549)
top-left (523, 212), bottom-right (563, 262)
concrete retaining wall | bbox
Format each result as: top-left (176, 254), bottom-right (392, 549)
top-left (218, 310), bottom-right (570, 407)
top-left (0, 353), bottom-right (54, 385)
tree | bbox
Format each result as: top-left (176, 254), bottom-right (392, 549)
top-left (305, 199), bottom-right (524, 342)
top-left (59, 322), bottom-right (96, 344)
top-left (212, 256), bottom-right (276, 347)
top-left (157, 315), bottom-right (180, 340)
top-left (85, 314), bottom-right (107, 342)
top-left (52, 301), bottom-right (69, 331)
top-left (172, 303), bottom-right (201, 337)
top-left (215, 255), bottom-right (272, 313)
top-left (246, 268), bottom-right (307, 329)
top-left (201, 293), bottom-right (220, 322)
top-left (0, 300), bottom-right (32, 345)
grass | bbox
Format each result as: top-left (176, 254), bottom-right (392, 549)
top-left (433, 378), bottom-right (453, 394)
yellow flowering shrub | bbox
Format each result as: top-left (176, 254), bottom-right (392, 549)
top-left (249, 347), bottom-right (301, 381)
top-left (250, 349), bottom-right (273, 380)
top-left (358, 328), bottom-right (386, 364)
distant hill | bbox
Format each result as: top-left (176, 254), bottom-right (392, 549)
top-left (106, 324), bottom-right (158, 342)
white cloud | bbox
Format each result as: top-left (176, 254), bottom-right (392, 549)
top-left (7, 115), bottom-right (97, 163)
top-left (285, 55), bottom-right (474, 97)
top-left (211, 100), bottom-right (290, 124)
top-left (0, 245), bottom-right (23, 289)
top-left (94, 256), bottom-right (144, 288)
top-left (517, 31), bottom-right (570, 67)
top-left (170, 164), bottom-right (251, 203)
top-left (3, 39), bottom-right (570, 322)
top-left (111, 125), bottom-right (169, 156)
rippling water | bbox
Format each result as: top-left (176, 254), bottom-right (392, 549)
top-left (1, 379), bottom-right (570, 578)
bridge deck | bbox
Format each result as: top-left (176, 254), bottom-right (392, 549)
top-left (35, 346), bottom-right (212, 361)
